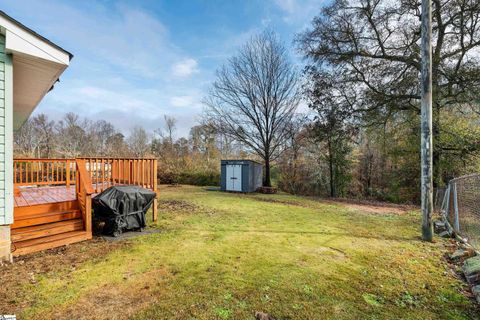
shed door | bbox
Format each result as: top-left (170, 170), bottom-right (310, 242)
top-left (226, 164), bottom-right (242, 191)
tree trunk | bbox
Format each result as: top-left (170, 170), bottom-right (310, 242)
top-left (328, 139), bottom-right (335, 197)
top-left (264, 157), bottom-right (271, 187)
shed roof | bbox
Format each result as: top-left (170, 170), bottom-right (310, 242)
top-left (221, 159), bottom-right (263, 165)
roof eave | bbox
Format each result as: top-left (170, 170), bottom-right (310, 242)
top-left (0, 10), bottom-right (73, 61)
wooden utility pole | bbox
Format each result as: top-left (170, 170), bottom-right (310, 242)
top-left (421, 0), bottom-right (434, 241)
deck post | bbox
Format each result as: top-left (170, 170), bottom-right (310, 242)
top-left (152, 159), bottom-right (158, 222)
top-left (66, 159), bottom-right (71, 188)
top-left (112, 159), bottom-right (117, 185)
top-left (85, 195), bottom-right (92, 238)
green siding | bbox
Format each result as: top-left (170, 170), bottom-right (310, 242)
top-left (0, 34), bottom-right (12, 225)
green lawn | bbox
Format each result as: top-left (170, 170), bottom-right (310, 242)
top-left (3, 185), bottom-right (477, 319)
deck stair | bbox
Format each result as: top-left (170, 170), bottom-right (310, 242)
top-left (11, 200), bottom-right (90, 256)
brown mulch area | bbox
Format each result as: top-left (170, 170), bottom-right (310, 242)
top-left (0, 238), bottom-right (130, 315)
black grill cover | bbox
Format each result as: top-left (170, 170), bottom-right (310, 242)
top-left (93, 185), bottom-right (156, 236)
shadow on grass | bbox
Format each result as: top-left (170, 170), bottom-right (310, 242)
top-left (178, 227), bottom-right (419, 242)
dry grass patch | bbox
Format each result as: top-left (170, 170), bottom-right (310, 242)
top-left (39, 268), bottom-right (171, 320)
top-left (0, 238), bottom-right (131, 315)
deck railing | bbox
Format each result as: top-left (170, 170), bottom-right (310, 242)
top-left (14, 158), bottom-right (75, 187)
top-left (76, 157), bottom-right (157, 194)
top-left (14, 158), bottom-right (157, 191)
top-left (14, 157), bottom-right (159, 221)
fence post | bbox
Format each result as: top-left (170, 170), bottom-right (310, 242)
top-left (445, 184), bottom-right (450, 217)
top-left (453, 182), bottom-right (460, 233)
top-left (439, 186), bottom-right (447, 214)
top-left (152, 159), bottom-right (158, 222)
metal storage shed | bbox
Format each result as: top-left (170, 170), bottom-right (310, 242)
top-left (220, 160), bottom-right (263, 193)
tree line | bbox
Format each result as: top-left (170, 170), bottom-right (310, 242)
top-left (14, 0), bottom-right (480, 203)
top-left (14, 112), bottom-right (243, 186)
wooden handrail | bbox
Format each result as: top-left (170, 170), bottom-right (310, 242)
top-left (75, 159), bottom-right (93, 239)
top-left (76, 159), bottom-right (94, 195)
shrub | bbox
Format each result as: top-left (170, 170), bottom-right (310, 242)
top-left (177, 170), bottom-right (220, 186)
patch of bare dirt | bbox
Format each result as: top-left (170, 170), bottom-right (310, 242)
top-left (0, 238), bottom-right (131, 315)
top-left (159, 199), bottom-right (200, 212)
top-left (159, 199), bottom-right (217, 215)
top-left (323, 198), bottom-right (417, 215)
top-left (305, 246), bottom-right (348, 261)
top-left (41, 268), bottom-right (171, 320)
top-left (245, 196), bottom-right (312, 208)
top-left (247, 194), bottom-right (416, 215)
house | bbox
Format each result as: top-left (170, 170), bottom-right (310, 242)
top-left (0, 12), bottom-right (157, 262)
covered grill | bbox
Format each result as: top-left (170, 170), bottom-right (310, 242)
top-left (92, 185), bottom-right (156, 237)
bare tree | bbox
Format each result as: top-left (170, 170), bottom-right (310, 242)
top-left (164, 115), bottom-right (176, 146)
top-left (190, 123), bottom-right (218, 165)
top-left (14, 118), bottom-right (39, 157)
top-left (55, 113), bottom-right (88, 158)
top-left (32, 114), bottom-right (55, 158)
top-left (154, 115), bottom-right (177, 146)
top-left (89, 120), bottom-right (116, 156)
top-left (127, 126), bottom-right (150, 157)
top-left (106, 132), bottom-right (128, 156)
top-left (204, 30), bottom-right (300, 187)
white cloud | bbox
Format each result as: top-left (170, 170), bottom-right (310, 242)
top-left (170, 95), bottom-right (194, 107)
top-left (272, 0), bottom-right (321, 26)
top-left (38, 83), bottom-right (201, 137)
top-left (172, 58), bottom-right (199, 78)
top-left (273, 0), bottom-right (297, 14)
top-left (4, 0), bottom-right (178, 79)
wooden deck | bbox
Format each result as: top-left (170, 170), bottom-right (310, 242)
top-left (11, 157), bottom-right (158, 256)
top-left (15, 186), bottom-right (76, 207)
top-left (14, 183), bottom-right (113, 207)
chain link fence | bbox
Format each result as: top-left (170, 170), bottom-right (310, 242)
top-left (437, 174), bottom-right (480, 249)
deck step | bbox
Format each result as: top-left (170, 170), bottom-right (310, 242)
top-left (11, 219), bottom-right (84, 242)
top-left (14, 200), bottom-right (79, 218)
top-left (12, 230), bottom-right (90, 256)
top-left (11, 210), bottom-right (82, 229)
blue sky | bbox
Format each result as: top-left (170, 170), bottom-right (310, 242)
top-left (0, 0), bottom-right (322, 137)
